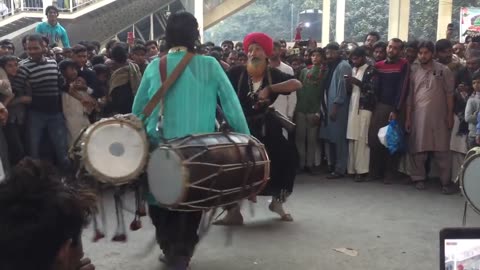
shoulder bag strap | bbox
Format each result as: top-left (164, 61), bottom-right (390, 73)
top-left (141, 52), bottom-right (194, 118)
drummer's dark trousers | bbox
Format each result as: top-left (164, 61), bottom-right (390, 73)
top-left (149, 205), bottom-right (202, 259)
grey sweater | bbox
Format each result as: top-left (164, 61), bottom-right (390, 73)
top-left (465, 93), bottom-right (480, 137)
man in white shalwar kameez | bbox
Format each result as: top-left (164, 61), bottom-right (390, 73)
top-left (346, 47), bottom-right (379, 181)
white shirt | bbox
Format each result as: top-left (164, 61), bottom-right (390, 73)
top-left (271, 62), bottom-right (296, 119)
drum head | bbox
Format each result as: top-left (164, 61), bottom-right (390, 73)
top-left (148, 148), bottom-right (188, 206)
top-left (462, 153), bottom-right (480, 213)
top-left (85, 121), bottom-right (146, 183)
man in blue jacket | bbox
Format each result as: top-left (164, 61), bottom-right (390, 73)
top-left (35, 6), bottom-right (70, 48)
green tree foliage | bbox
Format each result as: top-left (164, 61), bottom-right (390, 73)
top-left (204, 0), bottom-right (480, 44)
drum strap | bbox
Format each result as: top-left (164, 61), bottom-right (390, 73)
top-left (141, 52), bottom-right (195, 118)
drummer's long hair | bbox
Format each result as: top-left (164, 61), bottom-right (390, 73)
top-left (165, 11), bottom-right (199, 53)
top-left (0, 158), bottom-right (96, 270)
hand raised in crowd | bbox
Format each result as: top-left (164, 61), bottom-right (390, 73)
top-left (0, 107), bottom-right (8, 126)
top-left (78, 257), bottom-right (95, 270)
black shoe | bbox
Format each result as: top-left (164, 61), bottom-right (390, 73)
top-left (354, 174), bottom-right (367, 182)
top-left (326, 172), bottom-right (345, 179)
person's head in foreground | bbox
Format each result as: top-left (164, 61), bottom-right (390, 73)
top-left (0, 158), bottom-right (96, 270)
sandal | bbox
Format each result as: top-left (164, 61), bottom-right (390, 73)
top-left (442, 184), bottom-right (458, 195)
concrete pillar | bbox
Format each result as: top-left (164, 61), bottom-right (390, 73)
top-left (388, 0), bottom-right (410, 41)
top-left (437, 0), bottom-right (452, 40)
top-left (322, 0), bottom-right (330, 46)
top-left (335, 0), bottom-right (345, 43)
top-left (194, 0), bottom-right (204, 43)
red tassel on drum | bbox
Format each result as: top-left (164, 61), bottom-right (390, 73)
top-left (112, 234), bottom-right (127, 242)
top-left (130, 219), bottom-right (142, 231)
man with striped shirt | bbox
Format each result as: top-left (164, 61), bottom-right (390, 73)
top-left (16, 34), bottom-right (70, 170)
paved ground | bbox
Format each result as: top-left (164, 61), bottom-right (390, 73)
top-left (82, 174), bottom-right (480, 270)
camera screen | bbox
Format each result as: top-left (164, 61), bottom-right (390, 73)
top-left (444, 239), bottom-right (480, 270)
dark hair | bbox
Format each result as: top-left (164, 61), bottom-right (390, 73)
top-left (105, 39), bottom-right (117, 52)
top-left (71, 44), bottom-right (87, 54)
top-left (235, 41), bottom-right (243, 48)
top-left (45, 5), bottom-right (58, 15)
top-left (0, 158), bottom-right (95, 270)
top-left (204, 41), bottom-right (215, 47)
top-left (273, 41), bottom-right (282, 49)
top-left (221, 40), bottom-right (234, 48)
top-left (288, 55), bottom-right (303, 64)
top-left (40, 35), bottom-right (49, 46)
top-left (365, 31), bottom-right (381, 42)
top-left (350, 47), bottom-right (367, 58)
top-left (373, 41), bottom-right (387, 50)
top-left (211, 46), bottom-right (223, 53)
top-left (238, 51), bottom-right (247, 59)
top-left (90, 55), bottom-right (105, 66)
top-left (93, 64), bottom-right (109, 75)
top-left (389, 38), bottom-right (404, 49)
top-left (405, 40), bottom-right (419, 50)
top-left (58, 59), bottom-right (77, 73)
top-left (165, 11), bottom-right (199, 53)
top-left (78, 41), bottom-right (96, 52)
top-left (21, 35), bottom-right (28, 46)
top-left (0, 39), bottom-right (15, 54)
top-left (131, 44), bottom-right (147, 54)
top-left (209, 51), bottom-right (222, 62)
top-left (0, 55), bottom-right (18, 69)
top-left (325, 42), bottom-right (340, 51)
top-left (435, 39), bottom-right (452, 52)
top-left (418, 40), bottom-right (435, 53)
top-left (145, 40), bottom-right (158, 48)
top-left (110, 42), bottom-right (129, 63)
top-left (309, 47), bottom-right (325, 58)
top-left (91, 41), bottom-right (101, 51)
top-left (26, 34), bottom-right (44, 45)
top-left (447, 23), bottom-right (454, 28)
top-left (472, 71), bottom-right (480, 81)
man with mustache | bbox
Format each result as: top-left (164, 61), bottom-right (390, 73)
top-left (214, 32), bottom-right (302, 225)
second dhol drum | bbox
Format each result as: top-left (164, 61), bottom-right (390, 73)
top-left (71, 114), bottom-right (149, 186)
top-left (459, 147), bottom-right (480, 214)
top-left (147, 132), bottom-right (270, 211)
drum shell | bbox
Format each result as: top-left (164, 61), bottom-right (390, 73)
top-left (148, 133), bottom-right (270, 211)
top-left (459, 147), bottom-right (480, 214)
top-left (73, 115), bottom-right (149, 186)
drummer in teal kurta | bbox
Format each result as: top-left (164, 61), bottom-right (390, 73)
top-left (131, 12), bottom-right (249, 270)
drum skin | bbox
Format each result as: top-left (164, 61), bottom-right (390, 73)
top-left (460, 147), bottom-right (480, 214)
top-left (147, 132), bottom-right (270, 211)
top-left (73, 115), bottom-right (149, 186)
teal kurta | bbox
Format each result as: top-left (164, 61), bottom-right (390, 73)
top-left (132, 51), bottom-right (250, 206)
top-left (132, 51), bottom-right (250, 145)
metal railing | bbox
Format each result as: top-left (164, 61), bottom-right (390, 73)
top-left (0, 0), bottom-right (16, 20)
top-left (0, 0), bottom-right (104, 21)
top-left (57, 0), bottom-right (100, 13)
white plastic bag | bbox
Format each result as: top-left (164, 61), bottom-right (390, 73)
top-left (378, 125), bottom-right (388, 147)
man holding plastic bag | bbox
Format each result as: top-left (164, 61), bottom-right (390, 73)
top-left (405, 41), bottom-right (457, 194)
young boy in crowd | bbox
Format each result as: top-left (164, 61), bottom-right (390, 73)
top-left (130, 44), bottom-right (148, 74)
top-left (465, 72), bottom-right (480, 149)
top-left (59, 60), bottom-right (96, 145)
top-left (0, 56), bottom-right (31, 165)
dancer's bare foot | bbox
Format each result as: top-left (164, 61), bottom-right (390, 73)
top-left (268, 200), bottom-right (293, 222)
top-left (212, 206), bottom-right (244, 226)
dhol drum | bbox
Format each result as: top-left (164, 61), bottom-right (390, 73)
top-left (147, 132), bottom-right (270, 211)
top-left (71, 114), bottom-right (149, 186)
top-left (459, 147), bottom-right (480, 214)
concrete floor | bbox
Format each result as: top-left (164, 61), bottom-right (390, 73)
top-left (82, 175), bottom-right (480, 270)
